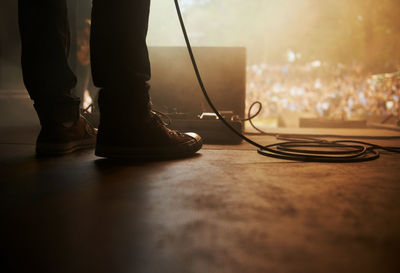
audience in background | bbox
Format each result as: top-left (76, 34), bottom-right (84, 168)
top-left (246, 63), bottom-right (400, 120)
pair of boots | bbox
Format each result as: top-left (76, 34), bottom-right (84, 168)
top-left (34, 82), bottom-right (202, 159)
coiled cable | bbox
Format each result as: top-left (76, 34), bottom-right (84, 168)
top-left (174, 0), bottom-right (400, 162)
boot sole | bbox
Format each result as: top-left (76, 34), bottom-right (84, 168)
top-left (36, 138), bottom-right (96, 156)
top-left (95, 139), bottom-right (202, 159)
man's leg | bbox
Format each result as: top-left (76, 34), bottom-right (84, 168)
top-left (18, 0), bottom-right (96, 156)
top-left (91, 0), bottom-right (151, 87)
top-left (18, 0), bottom-right (76, 99)
top-left (91, 0), bottom-right (202, 159)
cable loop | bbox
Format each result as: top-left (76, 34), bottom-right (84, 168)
top-left (174, 0), bottom-right (400, 163)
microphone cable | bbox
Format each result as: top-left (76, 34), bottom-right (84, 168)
top-left (173, 0), bottom-right (400, 163)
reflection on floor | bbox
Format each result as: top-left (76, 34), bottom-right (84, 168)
top-left (2, 126), bottom-right (400, 273)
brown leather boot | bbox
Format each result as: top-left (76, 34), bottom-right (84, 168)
top-left (95, 84), bottom-right (202, 159)
top-left (34, 97), bottom-right (97, 156)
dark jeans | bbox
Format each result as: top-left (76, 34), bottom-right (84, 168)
top-left (18, 0), bottom-right (151, 102)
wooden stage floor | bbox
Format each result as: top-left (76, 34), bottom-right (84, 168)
top-left (1, 126), bottom-right (400, 273)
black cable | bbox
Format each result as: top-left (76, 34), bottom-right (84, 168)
top-left (174, 0), bottom-right (263, 149)
top-left (173, 0), bottom-right (400, 163)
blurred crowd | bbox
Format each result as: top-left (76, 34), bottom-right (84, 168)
top-left (246, 63), bottom-right (400, 120)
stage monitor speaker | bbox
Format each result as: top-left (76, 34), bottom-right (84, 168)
top-left (148, 46), bottom-right (246, 118)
